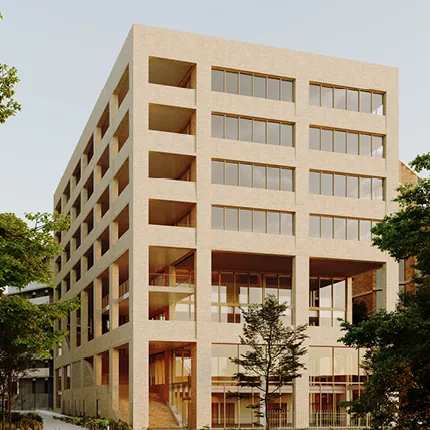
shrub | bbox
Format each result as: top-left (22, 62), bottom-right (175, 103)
top-left (54, 415), bottom-right (132, 429)
top-left (0, 412), bottom-right (43, 429)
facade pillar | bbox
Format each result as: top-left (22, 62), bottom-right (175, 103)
top-left (94, 277), bottom-right (102, 338)
top-left (383, 259), bottom-right (399, 312)
top-left (110, 348), bottom-right (120, 416)
top-left (293, 255), bottom-right (310, 429)
top-left (110, 263), bottom-right (120, 330)
top-left (81, 289), bottom-right (88, 344)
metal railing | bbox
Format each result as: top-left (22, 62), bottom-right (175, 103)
top-left (119, 280), bottom-right (129, 297)
top-left (149, 273), bottom-right (194, 288)
top-left (102, 294), bottom-right (109, 309)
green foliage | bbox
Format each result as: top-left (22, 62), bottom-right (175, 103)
top-left (0, 13), bottom-right (21, 125)
top-left (0, 411), bottom-right (43, 429)
top-left (53, 415), bottom-right (132, 429)
top-left (0, 294), bottom-right (79, 360)
top-left (340, 153), bottom-right (430, 429)
top-left (0, 212), bottom-right (69, 291)
top-left (229, 295), bottom-right (308, 429)
top-left (371, 152), bottom-right (430, 277)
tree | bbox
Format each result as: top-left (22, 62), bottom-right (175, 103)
top-left (229, 295), bottom-right (308, 430)
top-left (340, 152), bottom-right (430, 429)
top-left (0, 295), bottom-right (79, 429)
top-left (0, 13), bottom-right (21, 124)
top-left (0, 212), bottom-right (69, 291)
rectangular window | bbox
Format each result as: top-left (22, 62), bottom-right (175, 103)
top-left (347, 219), bottom-right (359, 240)
top-left (334, 174), bottom-right (346, 197)
top-left (321, 173), bottom-right (333, 196)
top-left (212, 70), bottom-right (224, 92)
top-left (360, 134), bottom-right (372, 156)
top-left (359, 220), bottom-right (371, 241)
top-left (309, 128), bottom-right (320, 150)
top-left (321, 216), bottom-right (333, 239)
top-left (239, 163), bottom-right (252, 187)
top-left (239, 118), bottom-right (252, 142)
top-left (225, 117), bottom-right (238, 140)
top-left (347, 176), bottom-right (359, 198)
top-left (321, 129), bottom-right (333, 152)
top-left (360, 177), bottom-right (372, 200)
top-left (225, 72), bottom-right (238, 94)
top-left (253, 165), bottom-right (266, 189)
top-left (239, 209), bottom-right (252, 232)
top-left (240, 73), bottom-right (253, 96)
top-left (334, 217), bottom-right (346, 240)
top-left (310, 83), bottom-right (384, 115)
top-left (267, 122), bottom-right (280, 145)
top-left (253, 120), bottom-right (266, 144)
top-left (372, 178), bottom-right (383, 200)
top-left (347, 89), bottom-right (359, 111)
top-left (281, 169), bottom-right (293, 191)
top-left (309, 84), bottom-right (320, 106)
top-left (372, 136), bottom-right (384, 158)
top-left (281, 81), bottom-right (293, 102)
top-left (267, 167), bottom-right (280, 190)
top-left (225, 162), bottom-right (238, 186)
top-left (253, 210), bottom-right (266, 233)
top-left (212, 207), bottom-right (224, 230)
top-left (212, 161), bottom-right (224, 184)
top-left (334, 88), bottom-right (346, 110)
top-left (309, 216), bottom-right (320, 238)
top-left (225, 208), bottom-right (238, 231)
top-left (309, 172), bottom-right (321, 194)
top-left (347, 132), bottom-right (359, 155)
top-left (281, 124), bottom-right (293, 147)
top-left (254, 76), bottom-right (266, 98)
top-left (334, 131), bottom-right (346, 153)
top-left (372, 93), bottom-right (384, 115)
top-left (267, 212), bottom-right (280, 234)
top-left (212, 115), bottom-right (224, 138)
top-left (321, 87), bottom-right (333, 108)
top-left (281, 213), bottom-right (293, 235)
top-left (360, 91), bottom-right (372, 113)
top-left (268, 78), bottom-right (280, 100)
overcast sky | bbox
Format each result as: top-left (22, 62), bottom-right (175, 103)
top-left (0, 0), bottom-right (429, 217)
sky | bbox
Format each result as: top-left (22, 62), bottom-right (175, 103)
top-left (0, 0), bottom-right (429, 217)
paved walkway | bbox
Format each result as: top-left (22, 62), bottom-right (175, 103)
top-left (34, 410), bottom-right (86, 430)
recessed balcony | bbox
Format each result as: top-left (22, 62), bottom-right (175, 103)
top-left (149, 104), bottom-right (195, 135)
top-left (149, 57), bottom-right (196, 89)
top-left (149, 246), bottom-right (195, 321)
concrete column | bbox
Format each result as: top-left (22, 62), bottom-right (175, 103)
top-left (94, 278), bottom-right (102, 338)
top-left (293, 255), bottom-right (309, 428)
top-left (384, 259), bottom-right (399, 312)
top-left (70, 310), bottom-right (77, 349)
top-left (109, 94), bottom-right (118, 126)
top-left (81, 289), bottom-right (88, 344)
top-left (194, 248), bottom-right (212, 429)
top-left (110, 348), bottom-right (120, 416)
top-left (94, 128), bottom-right (102, 148)
top-left (347, 278), bottom-right (353, 322)
top-left (110, 263), bottom-right (120, 330)
top-left (95, 353), bottom-right (102, 386)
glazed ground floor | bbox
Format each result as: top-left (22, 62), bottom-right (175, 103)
top-left (57, 342), bottom-right (370, 429)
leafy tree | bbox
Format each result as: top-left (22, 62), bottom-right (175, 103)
top-left (340, 153), bottom-right (430, 429)
top-left (0, 212), bottom-right (69, 291)
top-left (0, 13), bottom-right (21, 124)
top-left (229, 295), bottom-right (308, 430)
top-left (0, 295), bottom-right (79, 429)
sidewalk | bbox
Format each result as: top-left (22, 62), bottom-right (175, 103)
top-left (34, 410), bottom-right (86, 430)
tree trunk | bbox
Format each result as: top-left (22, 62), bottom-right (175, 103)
top-left (265, 376), bottom-right (270, 430)
top-left (1, 391), bottom-right (4, 430)
top-left (7, 374), bottom-right (12, 430)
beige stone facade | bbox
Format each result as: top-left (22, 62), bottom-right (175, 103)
top-left (53, 25), bottom-right (401, 429)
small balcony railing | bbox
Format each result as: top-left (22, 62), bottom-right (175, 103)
top-left (119, 280), bottom-right (129, 297)
top-left (149, 273), bottom-right (194, 288)
top-left (102, 294), bottom-right (109, 309)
